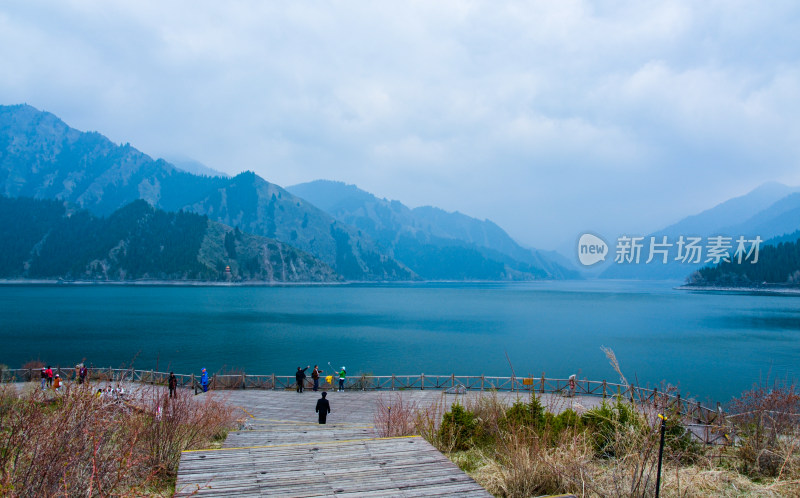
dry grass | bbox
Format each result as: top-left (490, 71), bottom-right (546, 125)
top-left (396, 375), bottom-right (799, 497)
top-left (373, 392), bottom-right (420, 437)
top-left (0, 382), bottom-right (239, 497)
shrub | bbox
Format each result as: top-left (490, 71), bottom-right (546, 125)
top-left (582, 396), bottom-right (643, 458)
top-left (728, 381), bottom-right (800, 478)
top-left (499, 396), bottom-right (546, 432)
top-left (0, 383), bottom-right (238, 496)
top-left (439, 403), bottom-right (479, 451)
top-left (546, 408), bottom-right (582, 438)
top-left (662, 414), bottom-right (703, 464)
top-left (374, 393), bottom-right (419, 437)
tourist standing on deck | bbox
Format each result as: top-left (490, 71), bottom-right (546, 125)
top-left (45, 366), bottom-right (53, 388)
top-left (337, 367), bottom-right (346, 392)
top-left (169, 372), bottom-right (178, 398)
top-left (40, 367), bottom-right (47, 389)
top-left (296, 366), bottom-right (309, 393)
top-left (52, 374), bottom-right (62, 391)
top-left (79, 364), bottom-right (88, 384)
top-left (200, 368), bottom-right (209, 393)
top-left (315, 392), bottom-right (331, 424)
top-left (311, 365), bottom-right (323, 392)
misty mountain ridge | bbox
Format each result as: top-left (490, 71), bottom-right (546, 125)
top-left (0, 103), bottom-right (571, 281)
top-left (599, 182), bottom-right (800, 280)
top-left (164, 155), bottom-right (230, 178)
top-left (287, 180), bottom-right (578, 280)
top-left (0, 104), bottom-right (415, 280)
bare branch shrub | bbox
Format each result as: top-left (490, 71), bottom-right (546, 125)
top-left (0, 382), bottom-right (239, 496)
top-left (374, 393), bottom-right (419, 437)
top-left (728, 381), bottom-right (800, 479)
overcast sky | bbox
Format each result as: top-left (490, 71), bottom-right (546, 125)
top-left (2, 1), bottom-right (799, 250)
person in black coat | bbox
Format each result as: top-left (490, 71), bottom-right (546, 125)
top-left (296, 366), bottom-right (309, 393)
top-left (315, 392), bottom-right (331, 424)
top-left (168, 372), bottom-right (178, 398)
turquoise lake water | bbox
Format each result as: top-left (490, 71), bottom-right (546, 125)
top-left (1, 281), bottom-right (797, 403)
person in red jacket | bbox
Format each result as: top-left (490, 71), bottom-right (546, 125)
top-left (45, 366), bottom-right (54, 388)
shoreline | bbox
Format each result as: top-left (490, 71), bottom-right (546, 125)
top-left (0, 278), bottom-right (559, 287)
top-left (0, 278), bottom-right (347, 287)
top-left (676, 284), bottom-right (800, 296)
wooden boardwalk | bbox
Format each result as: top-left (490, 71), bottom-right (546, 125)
top-left (175, 390), bottom-right (496, 497)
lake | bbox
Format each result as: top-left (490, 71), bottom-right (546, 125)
top-left (1, 280), bottom-right (797, 403)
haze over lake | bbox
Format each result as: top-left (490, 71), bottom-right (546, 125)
top-left (2, 281), bottom-right (796, 403)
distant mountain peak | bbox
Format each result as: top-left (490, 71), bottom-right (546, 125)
top-left (287, 179), bottom-right (579, 280)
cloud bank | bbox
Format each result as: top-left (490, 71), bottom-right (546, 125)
top-left (2, 0), bottom-right (799, 248)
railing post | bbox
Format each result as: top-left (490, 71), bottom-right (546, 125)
top-left (602, 380), bottom-right (607, 399)
top-left (191, 373), bottom-right (196, 394)
top-left (391, 374), bottom-right (395, 391)
top-left (451, 373), bottom-right (455, 388)
top-left (480, 374), bottom-right (484, 391)
top-left (271, 373), bottom-right (276, 390)
top-left (242, 373), bottom-right (246, 390)
top-left (421, 373), bottom-right (425, 390)
top-left (540, 373), bottom-right (545, 394)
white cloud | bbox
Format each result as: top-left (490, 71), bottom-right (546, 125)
top-left (1, 0), bottom-right (799, 248)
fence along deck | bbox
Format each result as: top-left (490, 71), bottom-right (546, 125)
top-left (1, 366), bottom-right (725, 426)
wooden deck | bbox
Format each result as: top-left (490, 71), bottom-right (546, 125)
top-left (175, 390), bottom-right (499, 497)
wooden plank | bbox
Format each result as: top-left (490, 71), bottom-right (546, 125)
top-left (175, 390), bottom-right (490, 497)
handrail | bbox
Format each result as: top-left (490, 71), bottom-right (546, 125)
top-left (0, 367), bottom-right (720, 418)
top-left (0, 366), bottom-right (736, 444)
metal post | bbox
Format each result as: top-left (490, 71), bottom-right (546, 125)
top-left (421, 373), bottom-right (425, 390)
top-left (656, 414), bottom-right (667, 498)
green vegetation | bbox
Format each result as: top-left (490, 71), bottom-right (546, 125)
top-left (375, 388), bottom-right (799, 497)
top-left (689, 233), bottom-right (800, 286)
top-left (0, 196), bottom-right (339, 282)
top-left (0, 105), bottom-right (415, 280)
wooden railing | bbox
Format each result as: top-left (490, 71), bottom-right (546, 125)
top-left (0, 367), bottom-right (723, 424)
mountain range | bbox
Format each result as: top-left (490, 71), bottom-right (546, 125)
top-left (0, 104), bottom-right (573, 281)
top-left (287, 180), bottom-right (578, 280)
top-left (0, 196), bottom-right (338, 282)
top-left (599, 182), bottom-right (800, 280)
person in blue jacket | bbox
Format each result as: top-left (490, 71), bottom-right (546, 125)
top-left (201, 368), bottom-right (209, 392)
